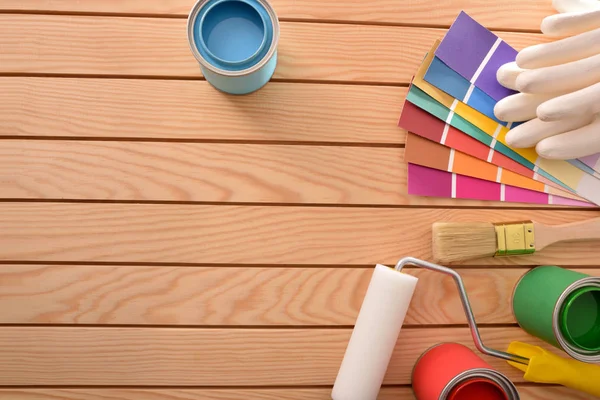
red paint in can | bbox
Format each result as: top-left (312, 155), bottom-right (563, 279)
top-left (448, 378), bottom-right (507, 400)
top-left (412, 343), bottom-right (517, 400)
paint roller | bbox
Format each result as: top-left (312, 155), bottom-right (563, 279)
top-left (331, 257), bottom-right (600, 400)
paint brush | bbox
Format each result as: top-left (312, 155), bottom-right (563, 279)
top-left (431, 218), bottom-right (600, 263)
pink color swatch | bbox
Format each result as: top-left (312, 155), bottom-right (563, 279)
top-left (408, 163), bottom-right (592, 207)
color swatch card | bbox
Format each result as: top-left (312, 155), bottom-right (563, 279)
top-left (404, 38), bottom-right (600, 205)
top-left (422, 56), bottom-right (600, 178)
top-left (424, 55), bottom-right (507, 125)
top-left (434, 11), bottom-right (518, 102)
top-left (405, 83), bottom-right (567, 189)
top-left (408, 164), bottom-right (593, 207)
top-left (580, 153), bottom-right (600, 175)
top-left (412, 41), bottom-right (547, 180)
top-left (569, 159), bottom-right (600, 178)
top-left (398, 10), bottom-right (600, 208)
top-left (405, 83), bottom-right (600, 205)
top-left (399, 100), bottom-right (572, 193)
top-left (405, 133), bottom-right (589, 203)
top-left (424, 25), bottom-right (594, 177)
top-left (414, 40), bottom-right (509, 134)
top-left (410, 45), bottom-right (600, 193)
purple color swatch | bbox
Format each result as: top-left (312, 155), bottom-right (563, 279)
top-left (435, 11), bottom-right (497, 79)
top-left (579, 153), bottom-right (600, 172)
top-left (477, 40), bottom-right (518, 101)
top-left (434, 11), bottom-right (518, 102)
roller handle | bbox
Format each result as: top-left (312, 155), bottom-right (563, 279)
top-left (396, 257), bottom-right (529, 365)
top-left (507, 341), bottom-right (600, 397)
top-left (531, 357), bottom-right (600, 397)
top-left (561, 361), bottom-right (600, 398)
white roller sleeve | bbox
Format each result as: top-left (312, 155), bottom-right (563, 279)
top-left (331, 264), bottom-right (418, 400)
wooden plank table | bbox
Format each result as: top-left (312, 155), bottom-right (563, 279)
top-left (0, 1), bottom-right (598, 399)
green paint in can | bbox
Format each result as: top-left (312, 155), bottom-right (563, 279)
top-left (560, 286), bottom-right (600, 352)
top-left (512, 266), bottom-right (600, 363)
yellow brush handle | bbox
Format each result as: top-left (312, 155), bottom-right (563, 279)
top-left (507, 341), bottom-right (600, 397)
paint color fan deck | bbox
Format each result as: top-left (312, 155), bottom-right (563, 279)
top-left (398, 11), bottom-right (600, 208)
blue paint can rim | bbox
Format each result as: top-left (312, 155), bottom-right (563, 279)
top-left (198, 0), bottom-right (269, 68)
top-left (187, 0), bottom-right (280, 77)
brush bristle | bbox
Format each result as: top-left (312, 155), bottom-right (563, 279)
top-left (432, 222), bottom-right (497, 263)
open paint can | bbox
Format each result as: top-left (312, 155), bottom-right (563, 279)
top-left (187, 0), bottom-right (280, 94)
top-left (512, 266), bottom-right (600, 363)
top-left (412, 343), bottom-right (519, 400)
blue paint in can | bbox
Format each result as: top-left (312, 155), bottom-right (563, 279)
top-left (187, 0), bottom-right (280, 95)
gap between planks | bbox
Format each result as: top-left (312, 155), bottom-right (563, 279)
top-left (0, 137), bottom-right (406, 148)
top-left (0, 324), bottom-right (519, 329)
top-left (0, 73), bottom-right (412, 87)
top-left (0, 260), bottom-right (585, 269)
top-left (0, 200), bottom-right (594, 212)
top-left (0, 382), bottom-right (555, 388)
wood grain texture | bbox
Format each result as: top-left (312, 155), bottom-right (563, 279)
top-left (1, 203), bottom-right (600, 265)
top-left (0, 140), bottom-right (405, 204)
top-left (6, 265), bottom-right (596, 326)
top-left (0, 3), bottom-right (586, 399)
top-left (1, 387), bottom-right (596, 400)
top-left (0, 15), bottom-right (550, 82)
top-left (0, 0), bottom-right (554, 31)
top-left (0, 327), bottom-right (570, 385)
top-left (0, 139), bottom-right (580, 208)
top-left (0, 78), bottom-right (406, 143)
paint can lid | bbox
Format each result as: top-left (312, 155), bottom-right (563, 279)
top-left (559, 286), bottom-right (600, 352)
top-left (447, 377), bottom-right (509, 400)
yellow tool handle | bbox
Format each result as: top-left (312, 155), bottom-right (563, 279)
top-left (507, 341), bottom-right (600, 398)
top-left (554, 357), bottom-right (600, 397)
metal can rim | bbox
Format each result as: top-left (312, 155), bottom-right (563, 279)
top-left (439, 368), bottom-right (520, 400)
top-left (553, 276), bottom-right (600, 362)
top-left (197, 0), bottom-right (269, 67)
top-left (186, 0), bottom-right (280, 77)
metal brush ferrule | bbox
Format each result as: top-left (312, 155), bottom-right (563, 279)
top-left (395, 257), bottom-right (530, 365)
top-left (493, 221), bottom-right (535, 256)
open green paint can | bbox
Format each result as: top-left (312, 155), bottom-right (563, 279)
top-left (512, 266), bottom-right (600, 363)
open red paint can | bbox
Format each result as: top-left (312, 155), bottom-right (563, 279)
top-left (412, 343), bottom-right (519, 400)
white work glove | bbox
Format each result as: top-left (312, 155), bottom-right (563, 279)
top-left (493, 0), bottom-right (600, 160)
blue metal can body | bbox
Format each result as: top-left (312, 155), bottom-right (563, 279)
top-left (187, 0), bottom-right (280, 95)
